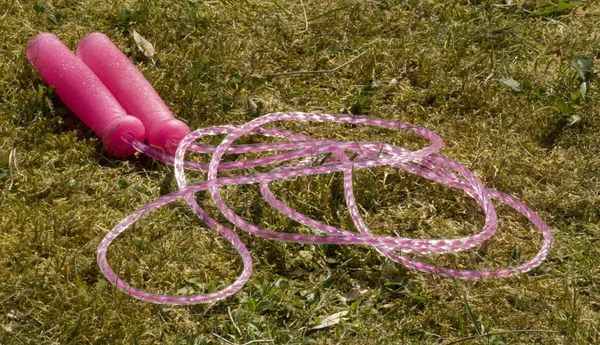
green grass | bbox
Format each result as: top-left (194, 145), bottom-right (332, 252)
top-left (1, 0), bottom-right (599, 344)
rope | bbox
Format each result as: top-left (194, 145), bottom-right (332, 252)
top-left (97, 112), bottom-right (552, 305)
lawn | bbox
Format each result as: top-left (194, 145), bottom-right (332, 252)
top-left (1, 0), bottom-right (599, 344)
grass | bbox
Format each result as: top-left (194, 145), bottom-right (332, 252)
top-left (1, 0), bottom-right (599, 344)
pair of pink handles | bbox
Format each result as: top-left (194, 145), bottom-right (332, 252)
top-left (27, 33), bottom-right (190, 157)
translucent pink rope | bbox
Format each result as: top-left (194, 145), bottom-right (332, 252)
top-left (97, 112), bottom-right (552, 305)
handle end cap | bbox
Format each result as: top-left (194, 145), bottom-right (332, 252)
top-left (148, 119), bottom-right (191, 155)
top-left (102, 116), bottom-right (146, 157)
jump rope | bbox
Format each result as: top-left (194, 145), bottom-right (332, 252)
top-left (27, 33), bottom-right (552, 305)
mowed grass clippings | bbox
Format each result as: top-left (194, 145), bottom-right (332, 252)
top-left (0, 0), bottom-right (599, 344)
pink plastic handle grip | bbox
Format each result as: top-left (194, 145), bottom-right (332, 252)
top-left (77, 32), bottom-right (191, 155)
top-left (26, 33), bottom-right (145, 158)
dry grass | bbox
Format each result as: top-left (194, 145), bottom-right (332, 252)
top-left (1, 0), bottom-right (599, 344)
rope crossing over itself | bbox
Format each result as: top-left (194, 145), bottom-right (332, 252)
top-left (97, 112), bottom-right (552, 305)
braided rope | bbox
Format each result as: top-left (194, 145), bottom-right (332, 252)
top-left (97, 112), bottom-right (552, 305)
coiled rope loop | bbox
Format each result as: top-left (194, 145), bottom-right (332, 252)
top-left (97, 112), bottom-right (552, 305)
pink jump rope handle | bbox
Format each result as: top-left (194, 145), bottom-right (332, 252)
top-left (77, 32), bottom-right (191, 155)
top-left (26, 33), bottom-right (145, 157)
